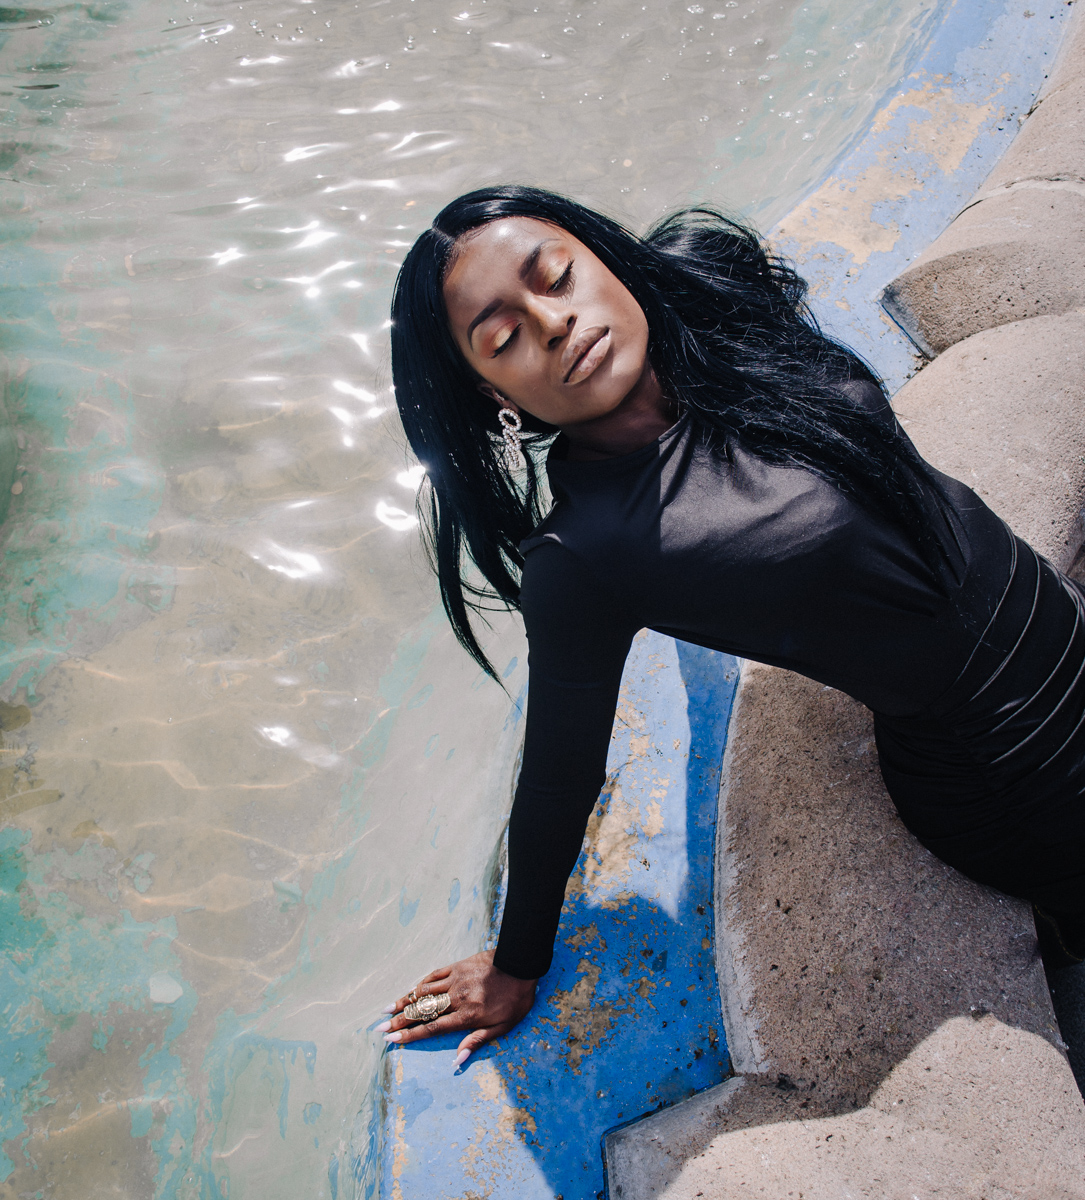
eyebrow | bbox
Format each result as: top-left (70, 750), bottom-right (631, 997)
top-left (465, 239), bottom-right (559, 348)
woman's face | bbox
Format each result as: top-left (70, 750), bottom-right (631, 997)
top-left (442, 217), bottom-right (654, 429)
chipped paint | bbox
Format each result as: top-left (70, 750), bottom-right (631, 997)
top-left (776, 82), bottom-right (997, 266)
top-left (772, 0), bottom-right (1073, 391)
top-left (380, 635), bottom-right (738, 1199)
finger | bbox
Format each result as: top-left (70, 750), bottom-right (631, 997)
top-left (454, 1024), bottom-right (513, 1068)
top-left (383, 967), bottom-right (454, 1014)
top-left (416, 975), bottom-right (453, 998)
top-left (386, 1012), bottom-right (465, 1046)
top-left (379, 1006), bottom-right (453, 1035)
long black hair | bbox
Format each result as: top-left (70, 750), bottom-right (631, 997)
top-left (391, 184), bottom-right (947, 678)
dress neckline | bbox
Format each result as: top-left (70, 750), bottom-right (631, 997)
top-left (546, 411), bottom-right (691, 480)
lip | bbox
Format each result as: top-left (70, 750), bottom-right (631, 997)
top-left (563, 326), bottom-right (611, 385)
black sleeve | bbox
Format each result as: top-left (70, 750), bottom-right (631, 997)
top-left (492, 540), bottom-right (640, 980)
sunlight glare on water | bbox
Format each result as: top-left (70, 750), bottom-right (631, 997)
top-left (0, 0), bottom-right (942, 1194)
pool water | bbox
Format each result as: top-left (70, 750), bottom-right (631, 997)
top-left (0, 1), bottom-right (945, 1196)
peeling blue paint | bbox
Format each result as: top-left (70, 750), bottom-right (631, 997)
top-left (381, 634), bottom-right (739, 1199)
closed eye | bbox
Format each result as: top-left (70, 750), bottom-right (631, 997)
top-left (548, 262), bottom-right (574, 294)
top-left (491, 325), bottom-right (520, 357)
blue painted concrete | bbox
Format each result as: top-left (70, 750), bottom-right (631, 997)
top-left (380, 634), bottom-right (738, 1200)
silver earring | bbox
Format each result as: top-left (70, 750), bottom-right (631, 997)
top-left (498, 407), bottom-right (525, 472)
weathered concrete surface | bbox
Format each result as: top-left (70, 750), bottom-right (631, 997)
top-left (882, 187), bottom-right (1085, 356)
top-left (984, 0), bottom-right (1085, 191)
top-left (895, 311), bottom-right (1085, 567)
top-left (884, 1), bottom-right (1085, 355)
top-left (608, 1016), bottom-right (1085, 1199)
top-left (607, 3), bottom-right (1085, 1196)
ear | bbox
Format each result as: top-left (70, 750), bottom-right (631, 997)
top-left (477, 382), bottom-right (521, 416)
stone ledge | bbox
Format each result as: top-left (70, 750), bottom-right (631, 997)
top-left (882, 187), bottom-right (1085, 356)
top-left (894, 309), bottom-right (1085, 567)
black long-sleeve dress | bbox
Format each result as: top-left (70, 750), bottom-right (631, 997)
top-left (490, 381), bottom-right (1085, 981)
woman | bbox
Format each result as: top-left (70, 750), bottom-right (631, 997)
top-left (375, 185), bottom-right (1085, 1068)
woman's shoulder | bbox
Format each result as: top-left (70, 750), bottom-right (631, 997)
top-left (836, 376), bottom-right (897, 428)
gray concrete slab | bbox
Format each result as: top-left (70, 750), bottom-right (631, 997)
top-left (882, 187), bottom-right (1085, 356)
top-left (606, 1015), bottom-right (1085, 1199)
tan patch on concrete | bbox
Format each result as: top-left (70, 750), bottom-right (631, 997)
top-left (870, 83), bottom-right (994, 173)
top-left (565, 779), bottom-right (639, 905)
top-left (777, 85), bottom-right (993, 263)
top-left (391, 1056), bottom-right (407, 1200)
top-left (472, 1060), bottom-right (538, 1139)
top-left (538, 957), bottom-right (634, 1076)
top-left (775, 163), bottom-right (919, 264)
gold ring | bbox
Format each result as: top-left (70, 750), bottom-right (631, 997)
top-left (407, 989), bottom-right (418, 1004)
top-left (403, 992), bottom-right (451, 1024)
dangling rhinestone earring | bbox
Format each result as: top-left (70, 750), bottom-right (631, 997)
top-left (498, 407), bottom-right (525, 472)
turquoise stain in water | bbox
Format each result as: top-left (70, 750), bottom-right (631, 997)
top-left (0, 829), bottom-right (194, 1187)
top-left (0, 63), bottom-right (170, 703)
top-left (304, 844), bottom-right (359, 913)
top-left (0, 830), bottom-right (52, 1179)
top-left (204, 1015), bottom-right (317, 1141)
top-left (398, 887), bottom-right (420, 927)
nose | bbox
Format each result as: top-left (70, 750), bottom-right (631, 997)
top-left (527, 296), bottom-right (574, 350)
top-left (547, 313), bottom-right (575, 351)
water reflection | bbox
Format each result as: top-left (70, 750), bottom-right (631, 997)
top-left (0, 0), bottom-right (942, 1195)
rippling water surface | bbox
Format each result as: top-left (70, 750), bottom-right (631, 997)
top-left (0, 1), bottom-right (943, 1195)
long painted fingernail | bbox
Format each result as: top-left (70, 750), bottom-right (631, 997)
top-left (453, 1049), bottom-right (470, 1068)
top-left (381, 1003), bottom-right (396, 1014)
top-left (375, 1021), bottom-right (392, 1034)
top-left (384, 1032), bottom-right (403, 1044)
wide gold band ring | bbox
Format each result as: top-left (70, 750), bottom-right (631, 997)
top-left (403, 992), bottom-right (452, 1024)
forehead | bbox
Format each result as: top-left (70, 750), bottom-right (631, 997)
top-left (443, 217), bottom-right (572, 312)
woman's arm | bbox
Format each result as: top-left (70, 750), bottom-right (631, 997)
top-left (379, 541), bottom-right (638, 1061)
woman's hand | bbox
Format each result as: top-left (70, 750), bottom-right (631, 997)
top-left (377, 950), bottom-right (537, 1067)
